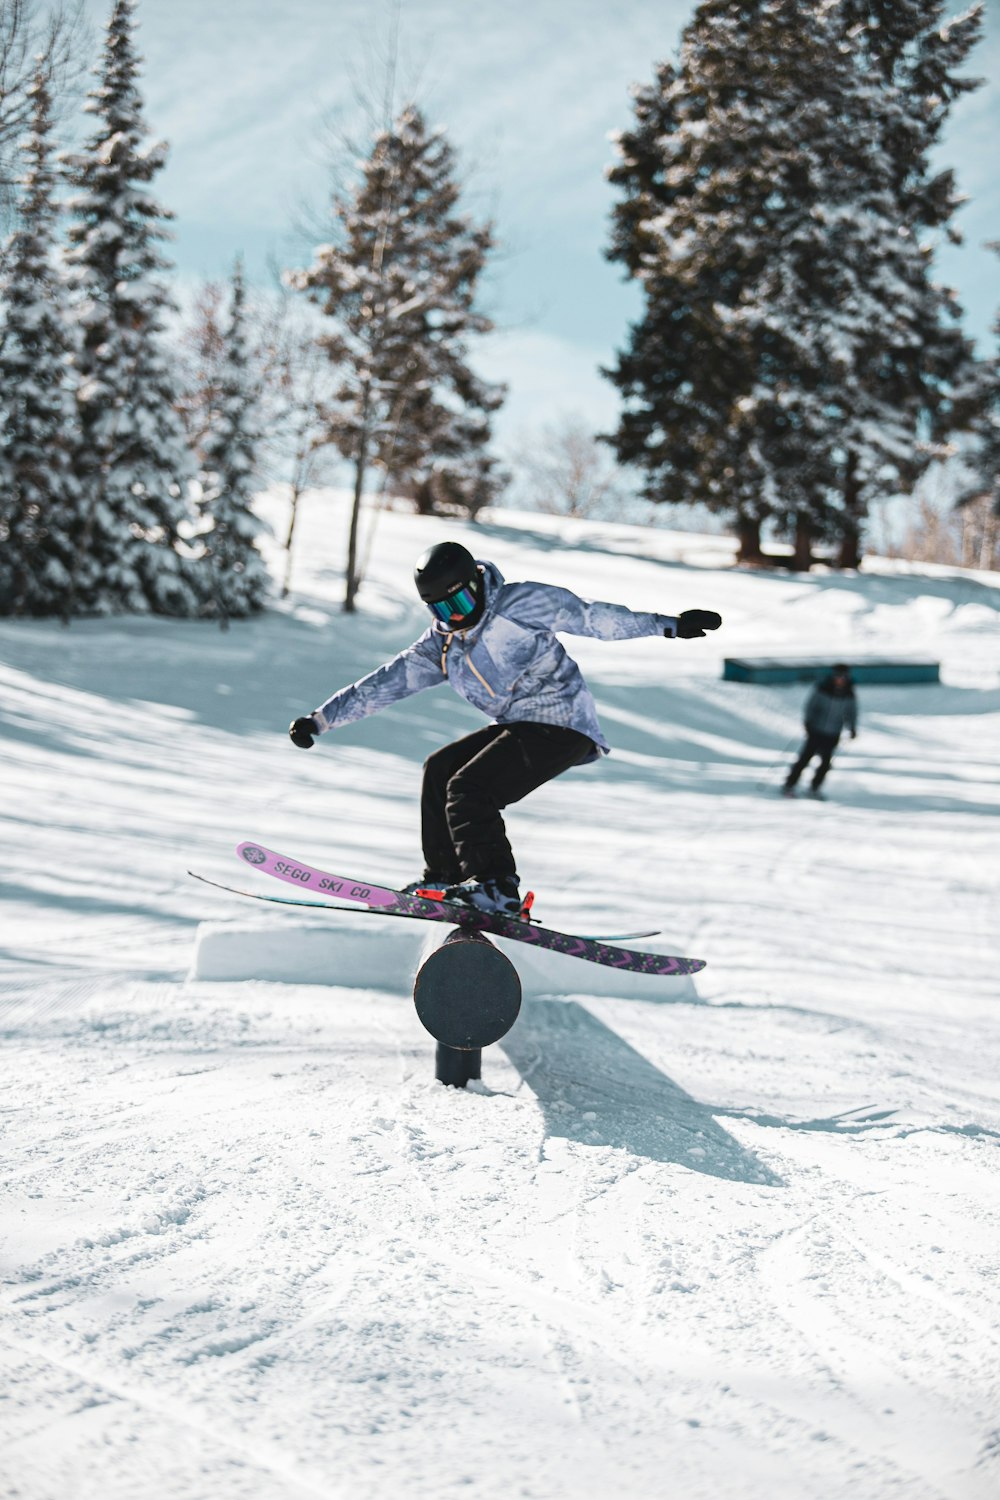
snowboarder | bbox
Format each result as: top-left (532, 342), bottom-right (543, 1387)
top-left (783, 664), bottom-right (858, 799)
top-left (289, 541), bottom-right (722, 915)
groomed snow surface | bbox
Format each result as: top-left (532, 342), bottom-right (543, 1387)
top-left (2, 492), bottom-right (999, 1500)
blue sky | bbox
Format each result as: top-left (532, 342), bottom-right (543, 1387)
top-left (84, 0), bottom-right (999, 444)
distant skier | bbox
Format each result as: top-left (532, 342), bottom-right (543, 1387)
top-left (782, 664), bottom-right (858, 799)
top-left (289, 541), bottom-right (721, 916)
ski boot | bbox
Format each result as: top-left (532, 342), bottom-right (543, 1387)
top-left (400, 874), bottom-right (457, 896)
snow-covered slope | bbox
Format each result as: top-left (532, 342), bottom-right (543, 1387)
top-left (2, 492), bottom-right (998, 1500)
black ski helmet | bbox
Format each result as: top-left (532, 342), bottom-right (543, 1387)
top-left (414, 541), bottom-right (484, 626)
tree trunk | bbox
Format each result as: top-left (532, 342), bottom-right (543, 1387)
top-left (62, 467), bottom-right (101, 626)
top-left (961, 503), bottom-right (975, 569)
top-left (345, 386), bottom-right (372, 614)
top-left (792, 515), bottom-right (813, 571)
top-left (281, 485), bottom-right (301, 599)
top-left (412, 477), bottom-right (436, 515)
top-left (837, 456), bottom-right (863, 569)
top-left (981, 509), bottom-right (998, 571)
top-left (736, 515), bottom-right (763, 564)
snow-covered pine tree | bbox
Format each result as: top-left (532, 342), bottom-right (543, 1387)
top-left (958, 245), bottom-right (1000, 555)
top-left (830, 0), bottom-right (984, 567)
top-left (0, 70), bottom-right (80, 616)
top-left (604, 7), bottom-right (853, 564)
top-left (289, 104), bottom-right (505, 610)
top-left (982, 314), bottom-right (1000, 527)
top-left (194, 258), bottom-right (270, 627)
top-left (60, 0), bottom-right (197, 618)
top-left (604, 0), bottom-right (983, 568)
top-left (403, 362), bottom-right (507, 521)
top-left (604, 44), bottom-right (769, 561)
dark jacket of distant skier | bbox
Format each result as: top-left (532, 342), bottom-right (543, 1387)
top-left (310, 560), bottom-right (676, 756)
top-left (804, 674), bottom-right (858, 739)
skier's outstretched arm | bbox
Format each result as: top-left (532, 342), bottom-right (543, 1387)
top-left (511, 582), bottom-right (721, 642)
top-left (289, 635), bottom-right (443, 748)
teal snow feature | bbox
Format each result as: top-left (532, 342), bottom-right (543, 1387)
top-left (723, 657), bottom-right (940, 686)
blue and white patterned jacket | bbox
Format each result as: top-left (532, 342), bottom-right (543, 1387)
top-left (312, 561), bottom-right (678, 761)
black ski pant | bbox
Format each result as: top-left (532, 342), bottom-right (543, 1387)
top-left (785, 728), bottom-right (840, 790)
top-left (420, 722), bottom-right (595, 882)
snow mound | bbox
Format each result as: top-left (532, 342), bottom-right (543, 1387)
top-left (192, 915), bottom-right (701, 1002)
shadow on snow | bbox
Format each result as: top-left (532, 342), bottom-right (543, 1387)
top-left (500, 998), bottom-right (781, 1186)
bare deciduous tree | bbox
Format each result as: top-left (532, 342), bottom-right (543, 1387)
top-left (958, 493), bottom-right (998, 571)
top-left (894, 496), bottom-right (963, 566)
top-left (176, 277), bottom-right (341, 599)
top-left (511, 414), bottom-right (626, 520)
top-left (255, 296), bottom-right (340, 598)
top-left (0, 0), bottom-right (89, 232)
top-left (176, 280), bottom-right (228, 454)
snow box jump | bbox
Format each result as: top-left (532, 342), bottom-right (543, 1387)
top-left (189, 843), bottom-right (706, 1087)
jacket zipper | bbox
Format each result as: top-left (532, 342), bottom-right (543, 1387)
top-left (466, 657), bottom-right (497, 698)
top-left (439, 630), bottom-right (496, 698)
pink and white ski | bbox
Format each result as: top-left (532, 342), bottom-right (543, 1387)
top-left (215, 842), bottom-right (706, 977)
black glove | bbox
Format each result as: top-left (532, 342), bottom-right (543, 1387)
top-left (289, 715), bottom-right (318, 749)
top-left (668, 610), bottom-right (722, 639)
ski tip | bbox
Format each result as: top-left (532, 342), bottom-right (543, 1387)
top-left (236, 840), bottom-right (280, 872)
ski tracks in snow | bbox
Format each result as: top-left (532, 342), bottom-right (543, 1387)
top-left (4, 977), bottom-right (998, 1500)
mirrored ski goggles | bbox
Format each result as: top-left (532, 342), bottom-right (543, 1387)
top-left (427, 582), bottom-right (479, 623)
